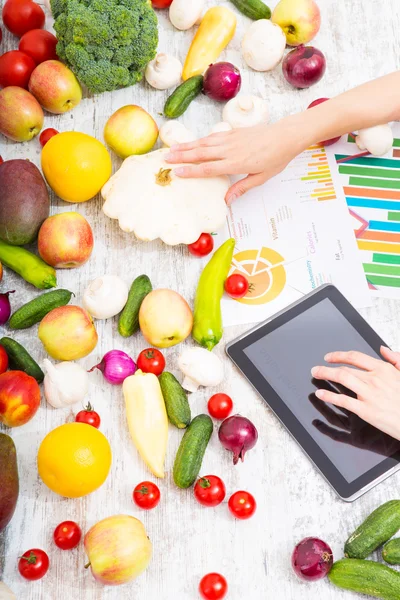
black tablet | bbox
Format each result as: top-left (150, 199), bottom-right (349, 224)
top-left (226, 284), bottom-right (400, 502)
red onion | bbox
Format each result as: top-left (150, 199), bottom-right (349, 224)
top-left (308, 98), bottom-right (341, 146)
top-left (218, 415), bottom-right (258, 464)
top-left (203, 62), bottom-right (242, 102)
top-left (283, 45), bottom-right (326, 89)
top-left (89, 350), bottom-right (136, 385)
top-left (292, 537), bottom-right (333, 581)
top-left (0, 290), bottom-right (14, 325)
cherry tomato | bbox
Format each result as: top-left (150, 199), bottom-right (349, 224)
top-left (187, 233), bottom-right (214, 257)
top-left (0, 156), bottom-right (3, 164)
top-left (133, 481), bottom-right (161, 510)
top-left (151, 0), bottom-right (173, 8)
top-left (228, 491), bottom-right (257, 520)
top-left (0, 50), bottom-right (36, 89)
top-left (0, 343), bottom-right (8, 374)
top-left (199, 573), bottom-right (228, 600)
top-left (194, 476), bottom-right (226, 507)
top-left (53, 521), bottom-right (82, 550)
top-left (18, 549), bottom-right (49, 581)
top-left (75, 403), bottom-right (101, 428)
top-left (39, 128), bottom-right (59, 147)
top-left (19, 29), bottom-right (58, 64)
top-left (137, 348), bottom-right (165, 376)
top-left (207, 393), bottom-right (233, 420)
top-left (2, 0), bottom-right (45, 38)
top-left (224, 274), bottom-right (249, 299)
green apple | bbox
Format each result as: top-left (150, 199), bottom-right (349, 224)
top-left (28, 60), bottom-right (82, 114)
top-left (104, 105), bottom-right (159, 159)
top-left (272, 0), bottom-right (321, 47)
top-left (139, 289), bottom-right (193, 348)
top-left (0, 87), bottom-right (43, 142)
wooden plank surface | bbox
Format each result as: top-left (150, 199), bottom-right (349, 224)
top-left (1, 0), bottom-right (400, 598)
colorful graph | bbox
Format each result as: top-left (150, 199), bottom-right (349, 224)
top-left (347, 134), bottom-right (400, 159)
top-left (302, 145), bottom-right (336, 202)
top-left (230, 247), bottom-right (286, 305)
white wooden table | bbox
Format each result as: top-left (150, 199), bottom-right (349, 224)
top-left (1, 0), bottom-right (400, 598)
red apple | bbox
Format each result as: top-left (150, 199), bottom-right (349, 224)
top-left (38, 306), bottom-right (98, 360)
top-left (28, 60), bottom-right (82, 114)
top-left (0, 371), bottom-right (41, 427)
top-left (308, 98), bottom-right (341, 146)
top-left (0, 86), bottom-right (43, 142)
top-left (38, 212), bottom-right (94, 268)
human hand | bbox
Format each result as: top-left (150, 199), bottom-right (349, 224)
top-left (311, 347), bottom-right (400, 442)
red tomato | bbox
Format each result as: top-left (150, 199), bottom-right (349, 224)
top-left (199, 573), bottom-right (228, 600)
top-left (0, 156), bottom-right (3, 164)
top-left (0, 28), bottom-right (3, 44)
top-left (151, 0), bottom-right (173, 7)
top-left (75, 404), bottom-right (101, 428)
top-left (187, 233), bottom-right (214, 257)
top-left (53, 521), bottom-right (82, 550)
top-left (194, 476), bottom-right (226, 507)
top-left (133, 481), bottom-right (161, 510)
top-left (18, 549), bottom-right (49, 581)
top-left (207, 393), bottom-right (233, 420)
top-left (224, 274), bottom-right (249, 299)
top-left (19, 29), bottom-right (58, 64)
top-left (0, 50), bottom-right (36, 88)
top-left (137, 348), bottom-right (165, 376)
top-left (2, 0), bottom-right (45, 38)
top-left (39, 128), bottom-right (59, 147)
top-left (0, 344), bottom-right (8, 374)
top-left (228, 491), bottom-right (257, 520)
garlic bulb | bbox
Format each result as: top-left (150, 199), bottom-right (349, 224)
top-left (43, 359), bottom-right (89, 409)
top-left (145, 53), bottom-right (183, 90)
top-left (223, 95), bottom-right (270, 129)
top-left (355, 124), bottom-right (393, 156)
top-left (160, 121), bottom-right (196, 147)
top-left (83, 275), bottom-right (129, 319)
top-left (210, 122), bottom-right (233, 135)
top-left (169, 0), bottom-right (205, 31)
top-left (242, 20), bottom-right (286, 72)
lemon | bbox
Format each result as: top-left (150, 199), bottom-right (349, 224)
top-left (37, 423), bottom-right (112, 498)
top-left (41, 131), bottom-right (112, 203)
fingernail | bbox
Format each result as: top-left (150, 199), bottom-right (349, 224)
top-left (324, 353), bottom-right (332, 361)
top-left (227, 194), bottom-right (237, 205)
top-left (165, 153), bottom-right (173, 161)
top-left (174, 168), bottom-right (185, 176)
top-left (311, 367), bottom-right (318, 376)
top-left (315, 390), bottom-right (324, 399)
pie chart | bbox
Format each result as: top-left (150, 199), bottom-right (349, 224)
top-left (229, 247), bottom-right (286, 305)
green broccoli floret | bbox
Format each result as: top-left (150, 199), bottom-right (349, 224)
top-left (51, 0), bottom-right (158, 94)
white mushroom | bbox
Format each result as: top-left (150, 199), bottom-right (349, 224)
top-left (83, 275), bottom-right (129, 319)
top-left (169, 0), bottom-right (205, 31)
top-left (160, 121), bottom-right (196, 147)
top-left (210, 122), bottom-right (233, 135)
top-left (242, 20), bottom-right (286, 72)
top-left (223, 95), bottom-right (270, 129)
top-left (178, 347), bottom-right (224, 392)
top-left (145, 53), bottom-right (182, 90)
top-left (355, 124), bottom-right (393, 156)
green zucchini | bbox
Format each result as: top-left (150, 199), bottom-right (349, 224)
top-left (9, 289), bottom-right (73, 330)
top-left (229, 0), bottom-right (271, 20)
top-left (383, 539), bottom-right (400, 565)
top-left (345, 500), bottom-right (400, 559)
top-left (329, 558), bottom-right (400, 600)
top-left (173, 414), bottom-right (213, 488)
top-left (0, 337), bottom-right (44, 383)
top-left (159, 372), bottom-right (191, 429)
top-left (118, 275), bottom-right (152, 337)
top-left (164, 76), bottom-right (204, 119)
top-left (0, 240), bottom-right (56, 289)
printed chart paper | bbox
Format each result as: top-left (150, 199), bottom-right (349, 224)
top-left (326, 124), bottom-right (400, 298)
top-left (219, 145), bottom-right (371, 327)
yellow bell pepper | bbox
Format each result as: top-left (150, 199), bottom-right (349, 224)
top-left (182, 6), bottom-right (237, 81)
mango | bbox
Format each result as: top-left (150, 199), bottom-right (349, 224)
top-left (0, 433), bottom-right (19, 533)
top-left (0, 159), bottom-right (49, 246)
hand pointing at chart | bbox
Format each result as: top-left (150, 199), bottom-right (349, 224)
top-left (311, 346), bottom-right (400, 442)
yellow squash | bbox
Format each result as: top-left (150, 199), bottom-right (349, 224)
top-left (182, 7), bottom-right (237, 81)
top-left (123, 370), bottom-right (168, 478)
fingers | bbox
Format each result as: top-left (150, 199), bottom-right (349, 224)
top-left (324, 350), bottom-right (381, 371)
top-left (311, 365), bottom-right (368, 396)
top-left (225, 173), bottom-right (267, 205)
top-left (173, 161), bottom-right (228, 178)
top-left (166, 146), bottom-right (224, 164)
top-left (165, 133), bottom-right (228, 163)
top-left (380, 346), bottom-right (400, 370)
top-left (315, 388), bottom-right (363, 416)
top-left (309, 394), bottom-right (351, 430)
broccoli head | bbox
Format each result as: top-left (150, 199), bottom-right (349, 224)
top-left (52, 0), bottom-right (158, 94)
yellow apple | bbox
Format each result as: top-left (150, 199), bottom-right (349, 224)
top-left (84, 515), bottom-right (152, 586)
top-left (139, 289), bottom-right (193, 348)
top-left (38, 305), bottom-right (98, 360)
top-left (104, 105), bottom-right (159, 159)
top-left (272, 0), bottom-right (321, 46)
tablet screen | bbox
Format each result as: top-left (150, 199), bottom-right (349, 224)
top-left (244, 298), bottom-right (400, 483)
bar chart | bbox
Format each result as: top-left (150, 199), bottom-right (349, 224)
top-left (301, 145), bottom-right (336, 202)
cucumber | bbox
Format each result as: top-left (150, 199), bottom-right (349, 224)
top-left (0, 239), bottom-right (56, 289)
top-left (9, 289), bottom-right (73, 330)
top-left (229, 0), bottom-right (271, 20)
top-left (0, 337), bottom-right (44, 383)
top-left (164, 76), bottom-right (204, 119)
top-left (173, 414), bottom-right (213, 488)
top-left (118, 275), bottom-right (152, 337)
top-left (345, 500), bottom-right (400, 559)
top-left (159, 372), bottom-right (191, 429)
top-left (383, 539), bottom-right (400, 565)
top-left (328, 558), bottom-right (400, 600)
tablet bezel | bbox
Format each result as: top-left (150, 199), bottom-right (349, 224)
top-left (226, 284), bottom-right (400, 502)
